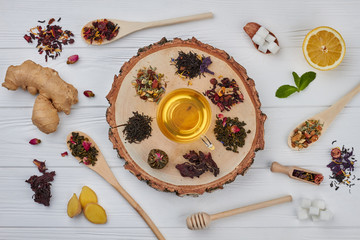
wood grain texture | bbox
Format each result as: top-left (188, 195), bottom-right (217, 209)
top-left (1, 0), bottom-right (360, 239)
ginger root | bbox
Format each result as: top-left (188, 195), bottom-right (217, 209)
top-left (67, 193), bottom-right (82, 218)
top-left (79, 186), bottom-right (98, 209)
top-left (2, 60), bottom-right (78, 133)
top-left (84, 203), bottom-right (107, 224)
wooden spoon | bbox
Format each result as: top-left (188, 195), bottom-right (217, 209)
top-left (66, 131), bottom-right (165, 240)
top-left (288, 82), bottom-right (360, 150)
top-left (81, 12), bottom-right (213, 45)
top-left (186, 195), bottom-right (292, 230)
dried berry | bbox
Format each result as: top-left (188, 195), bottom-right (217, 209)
top-left (84, 90), bottom-right (95, 98)
top-left (29, 138), bottom-right (41, 145)
top-left (147, 149), bottom-right (169, 169)
top-left (67, 54), bottom-right (79, 64)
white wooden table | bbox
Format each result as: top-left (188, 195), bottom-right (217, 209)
top-left (1, 0), bottom-right (359, 239)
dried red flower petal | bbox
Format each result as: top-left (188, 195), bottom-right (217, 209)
top-left (217, 113), bottom-right (224, 119)
top-left (84, 90), bottom-right (95, 98)
top-left (231, 125), bottom-right (240, 133)
top-left (26, 170), bottom-right (55, 206)
top-left (29, 138), bottom-right (41, 145)
top-left (61, 151), bottom-right (68, 157)
top-left (33, 159), bottom-right (47, 173)
top-left (67, 54), bottom-right (79, 64)
top-left (82, 141), bottom-right (91, 151)
top-left (24, 34), bottom-right (32, 43)
top-left (48, 18), bottom-right (55, 25)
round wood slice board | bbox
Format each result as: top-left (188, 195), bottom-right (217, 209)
top-left (107, 37), bottom-right (266, 196)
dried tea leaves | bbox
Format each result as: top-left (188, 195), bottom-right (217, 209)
top-left (120, 111), bottom-right (152, 144)
top-left (204, 77), bottom-right (244, 112)
top-left (147, 149), bottom-right (169, 169)
top-left (214, 114), bottom-right (250, 153)
top-left (26, 160), bottom-right (56, 206)
top-left (176, 150), bottom-right (219, 178)
top-left (292, 169), bottom-right (323, 185)
top-left (68, 132), bottom-right (99, 166)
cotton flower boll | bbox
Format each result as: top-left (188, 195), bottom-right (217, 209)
top-left (297, 207), bottom-right (309, 220)
top-left (312, 199), bottom-right (326, 210)
top-left (252, 33), bottom-right (265, 46)
top-left (268, 42), bottom-right (280, 54)
top-left (311, 215), bottom-right (321, 222)
top-left (319, 210), bottom-right (333, 221)
top-left (256, 26), bottom-right (269, 38)
top-left (258, 42), bottom-right (269, 53)
top-left (265, 34), bottom-right (276, 43)
top-left (300, 198), bottom-right (312, 209)
top-left (309, 206), bottom-right (320, 216)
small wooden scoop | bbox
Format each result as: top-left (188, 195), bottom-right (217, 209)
top-left (81, 12), bottom-right (213, 45)
top-left (186, 195), bottom-right (292, 230)
top-left (271, 162), bottom-right (323, 185)
top-left (288, 82), bottom-right (360, 150)
top-left (66, 131), bottom-right (165, 240)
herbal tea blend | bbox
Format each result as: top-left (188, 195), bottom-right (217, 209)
top-left (24, 18), bottom-right (75, 61)
top-left (132, 66), bottom-right (166, 102)
top-left (171, 51), bottom-right (214, 80)
top-left (214, 114), bottom-right (250, 153)
top-left (204, 77), bottom-right (244, 112)
top-left (176, 150), bottom-right (219, 178)
top-left (327, 142), bottom-right (359, 192)
top-left (120, 111), bottom-right (153, 144)
top-left (147, 149), bottom-right (169, 169)
top-left (82, 19), bottom-right (119, 44)
top-left (291, 119), bottom-right (323, 149)
top-left (68, 132), bottom-right (99, 166)
top-left (292, 169), bottom-right (323, 185)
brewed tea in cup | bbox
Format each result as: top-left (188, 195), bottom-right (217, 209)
top-left (157, 88), bottom-right (213, 149)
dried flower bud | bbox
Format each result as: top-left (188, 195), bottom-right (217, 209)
top-left (33, 159), bottom-right (47, 173)
top-left (222, 117), bottom-right (227, 127)
top-left (67, 54), bottom-right (79, 64)
top-left (217, 114), bottom-right (224, 119)
top-left (61, 151), bottom-right (68, 157)
top-left (83, 90), bottom-right (95, 98)
top-left (29, 138), bottom-right (41, 145)
top-left (231, 125), bottom-right (240, 133)
top-left (82, 141), bottom-right (91, 151)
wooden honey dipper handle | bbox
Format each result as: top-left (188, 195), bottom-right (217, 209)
top-left (210, 195), bottom-right (292, 221)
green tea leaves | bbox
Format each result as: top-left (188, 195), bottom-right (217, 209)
top-left (276, 71), bottom-right (316, 98)
top-left (275, 85), bottom-right (299, 98)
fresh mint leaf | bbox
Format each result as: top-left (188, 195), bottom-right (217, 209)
top-left (275, 85), bottom-right (299, 98)
top-left (299, 71), bottom-right (316, 91)
top-left (292, 72), bottom-right (301, 88)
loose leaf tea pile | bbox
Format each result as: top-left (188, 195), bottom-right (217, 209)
top-left (204, 77), bottom-right (244, 112)
top-left (82, 19), bottom-right (119, 44)
top-left (291, 119), bottom-right (323, 149)
top-left (25, 160), bottom-right (56, 206)
top-left (214, 114), bottom-right (250, 153)
top-left (132, 66), bottom-right (166, 102)
top-left (24, 18), bottom-right (75, 61)
top-left (176, 150), bottom-right (219, 178)
top-left (171, 51), bottom-right (214, 80)
top-left (327, 143), bottom-right (359, 192)
top-left (68, 132), bottom-right (99, 166)
top-left (292, 169), bottom-right (323, 185)
top-left (120, 111), bottom-right (152, 144)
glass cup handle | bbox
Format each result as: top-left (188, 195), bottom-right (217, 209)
top-left (200, 135), bottom-right (215, 150)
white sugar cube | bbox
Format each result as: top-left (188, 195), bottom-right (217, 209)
top-left (265, 34), bottom-right (276, 43)
top-left (312, 199), bottom-right (326, 210)
top-left (256, 26), bottom-right (269, 38)
top-left (252, 33), bottom-right (265, 46)
top-left (268, 41), bottom-right (280, 54)
top-left (258, 42), bottom-right (269, 53)
top-left (319, 210), bottom-right (333, 221)
top-left (300, 198), bottom-right (312, 209)
top-left (297, 207), bottom-right (309, 220)
top-left (309, 206), bottom-right (320, 216)
top-left (311, 215), bottom-right (321, 222)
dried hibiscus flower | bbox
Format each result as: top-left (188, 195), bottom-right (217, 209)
top-left (176, 150), bottom-right (219, 178)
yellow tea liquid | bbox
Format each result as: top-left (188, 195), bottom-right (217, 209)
top-left (157, 88), bottom-right (211, 143)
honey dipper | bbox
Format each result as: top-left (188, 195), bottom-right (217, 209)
top-left (186, 195), bottom-right (292, 230)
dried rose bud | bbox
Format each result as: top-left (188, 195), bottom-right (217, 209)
top-left (231, 125), bottom-right (240, 133)
top-left (33, 159), bottom-right (47, 173)
top-left (83, 90), bottom-right (95, 98)
top-left (82, 141), bottom-right (91, 151)
top-left (29, 138), bottom-right (41, 145)
top-left (83, 157), bottom-right (90, 165)
top-left (67, 54), bottom-right (79, 64)
top-left (222, 117), bottom-right (227, 127)
top-left (70, 136), bottom-right (76, 144)
top-left (61, 151), bottom-right (68, 157)
top-left (217, 114), bottom-right (224, 119)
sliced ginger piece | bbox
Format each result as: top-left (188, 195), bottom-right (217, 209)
top-left (84, 203), bottom-right (107, 224)
top-left (67, 193), bottom-right (82, 218)
top-left (79, 186), bottom-right (98, 209)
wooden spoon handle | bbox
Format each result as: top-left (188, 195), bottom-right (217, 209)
top-left (270, 162), bottom-right (292, 176)
top-left (111, 181), bottom-right (165, 240)
top-left (147, 12), bottom-right (213, 28)
top-left (210, 195), bottom-right (292, 221)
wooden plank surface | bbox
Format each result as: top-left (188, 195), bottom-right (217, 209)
top-left (0, 0), bottom-right (359, 239)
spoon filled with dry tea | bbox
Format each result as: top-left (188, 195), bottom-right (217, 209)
top-left (81, 12), bottom-right (213, 45)
top-left (288, 82), bottom-right (360, 150)
top-left (66, 131), bottom-right (165, 240)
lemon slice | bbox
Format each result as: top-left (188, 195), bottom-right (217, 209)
top-left (303, 26), bottom-right (345, 71)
